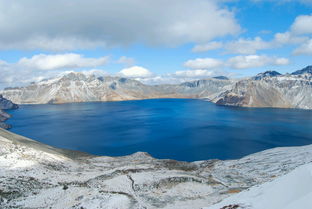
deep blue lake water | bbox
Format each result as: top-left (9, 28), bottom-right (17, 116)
top-left (7, 99), bottom-right (312, 162)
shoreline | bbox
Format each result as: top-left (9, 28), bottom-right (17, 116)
top-left (2, 127), bottom-right (312, 162)
top-left (9, 97), bottom-right (312, 111)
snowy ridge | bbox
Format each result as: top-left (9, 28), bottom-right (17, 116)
top-left (205, 163), bottom-right (312, 209)
top-left (1, 128), bottom-right (312, 208)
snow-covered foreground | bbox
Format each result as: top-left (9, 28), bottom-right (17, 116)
top-left (0, 128), bottom-right (312, 209)
top-left (205, 163), bottom-right (312, 209)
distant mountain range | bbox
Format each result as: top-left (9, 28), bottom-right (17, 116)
top-left (1, 65), bottom-right (312, 109)
top-left (0, 72), bottom-right (234, 104)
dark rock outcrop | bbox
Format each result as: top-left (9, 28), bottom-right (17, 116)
top-left (0, 110), bottom-right (12, 129)
top-left (215, 91), bottom-right (245, 106)
top-left (0, 94), bottom-right (19, 110)
top-left (0, 121), bottom-right (12, 129)
top-left (0, 95), bottom-right (18, 129)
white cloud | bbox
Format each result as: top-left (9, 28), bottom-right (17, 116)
top-left (217, 33), bottom-right (308, 55)
top-left (0, 53), bottom-right (109, 88)
top-left (191, 37), bottom-right (274, 54)
top-left (184, 58), bottom-right (223, 69)
top-left (274, 32), bottom-right (308, 45)
top-left (291, 14), bottom-right (312, 35)
top-left (117, 56), bottom-right (135, 66)
top-left (194, 13), bottom-right (312, 55)
top-left (251, 0), bottom-right (312, 5)
top-left (272, 15), bottom-right (312, 47)
top-left (2, 36), bottom-right (107, 51)
top-left (174, 69), bottom-right (215, 78)
top-left (0, 0), bottom-right (240, 50)
top-left (225, 37), bottom-right (273, 54)
top-left (17, 54), bottom-right (109, 70)
top-left (136, 69), bottom-right (227, 85)
top-left (0, 60), bottom-right (8, 66)
top-left (275, 58), bottom-right (290, 65)
top-left (118, 66), bottom-right (153, 78)
top-left (227, 55), bottom-right (289, 69)
top-left (192, 42), bottom-right (223, 53)
top-left (293, 39), bottom-right (312, 55)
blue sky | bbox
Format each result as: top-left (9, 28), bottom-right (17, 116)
top-left (0, 0), bottom-right (311, 88)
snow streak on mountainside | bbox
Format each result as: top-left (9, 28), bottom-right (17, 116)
top-left (1, 128), bottom-right (312, 209)
top-left (0, 66), bottom-right (311, 109)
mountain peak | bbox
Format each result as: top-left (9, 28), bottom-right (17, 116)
top-left (60, 72), bottom-right (90, 80)
top-left (252, 71), bottom-right (281, 80)
top-left (291, 66), bottom-right (312, 75)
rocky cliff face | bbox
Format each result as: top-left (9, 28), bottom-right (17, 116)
top-left (214, 72), bottom-right (312, 109)
top-left (0, 110), bottom-right (12, 129)
top-left (1, 128), bottom-right (312, 209)
top-left (0, 95), bottom-right (18, 129)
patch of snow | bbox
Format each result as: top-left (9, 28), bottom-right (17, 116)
top-left (205, 163), bottom-right (312, 209)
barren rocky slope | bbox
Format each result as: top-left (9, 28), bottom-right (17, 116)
top-left (214, 73), bottom-right (312, 109)
top-left (214, 66), bottom-right (312, 109)
top-left (1, 128), bottom-right (312, 209)
top-left (206, 162), bottom-right (312, 209)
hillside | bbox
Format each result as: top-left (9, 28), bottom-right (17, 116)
top-left (206, 163), bottom-right (312, 209)
top-left (1, 128), bottom-right (312, 208)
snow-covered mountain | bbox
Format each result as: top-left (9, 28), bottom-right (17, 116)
top-left (291, 65), bottom-right (312, 75)
top-left (0, 72), bottom-right (234, 104)
top-left (1, 66), bottom-right (312, 109)
top-left (252, 70), bottom-right (281, 80)
top-left (213, 67), bottom-right (312, 109)
top-left (1, 128), bottom-right (312, 209)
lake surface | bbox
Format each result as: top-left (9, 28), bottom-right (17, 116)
top-left (7, 99), bottom-right (312, 162)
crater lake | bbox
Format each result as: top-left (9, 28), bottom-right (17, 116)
top-left (7, 99), bottom-right (312, 162)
